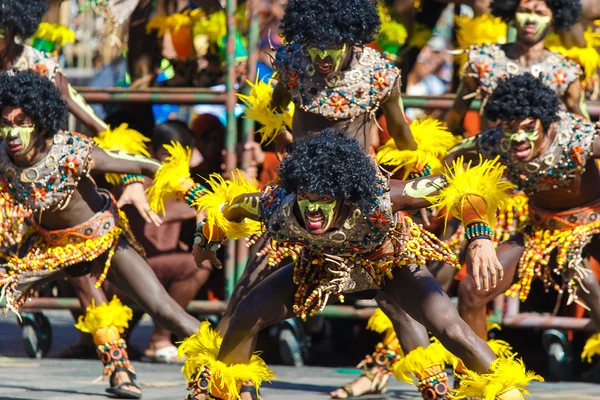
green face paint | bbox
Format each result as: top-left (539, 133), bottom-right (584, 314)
top-left (0, 28), bottom-right (6, 40)
top-left (298, 198), bottom-right (337, 232)
top-left (504, 128), bottom-right (540, 153)
top-left (515, 12), bottom-right (552, 41)
top-left (308, 44), bottom-right (347, 73)
top-left (1, 125), bottom-right (34, 152)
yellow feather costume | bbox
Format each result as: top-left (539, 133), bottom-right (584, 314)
top-left (392, 342), bottom-right (455, 384)
top-left (94, 123), bottom-right (151, 185)
top-left (454, 355), bottom-right (543, 400)
top-left (546, 28), bottom-right (600, 83)
top-left (237, 78), bottom-right (294, 145)
top-left (33, 22), bottom-right (76, 47)
top-left (582, 333), bottom-right (600, 363)
top-left (193, 171), bottom-right (262, 240)
top-left (376, 117), bottom-right (459, 177)
top-left (179, 321), bottom-right (274, 399)
top-left (75, 296), bottom-right (132, 334)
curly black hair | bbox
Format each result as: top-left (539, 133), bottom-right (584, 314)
top-left (279, 0), bottom-right (381, 47)
top-left (0, 0), bottom-right (48, 39)
top-left (0, 70), bottom-right (67, 135)
top-left (490, 0), bottom-right (581, 30)
top-left (278, 129), bottom-right (380, 213)
top-left (484, 73), bottom-right (560, 131)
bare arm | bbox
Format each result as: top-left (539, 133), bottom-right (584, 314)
top-left (390, 175), bottom-right (448, 212)
top-left (54, 72), bottom-right (108, 137)
top-left (443, 136), bottom-right (481, 166)
top-left (564, 79), bottom-right (585, 116)
top-left (590, 128), bottom-right (600, 158)
top-left (222, 193), bottom-right (262, 222)
top-left (445, 67), bottom-right (479, 136)
top-left (382, 78), bottom-right (417, 151)
top-left (270, 80), bottom-right (292, 113)
top-left (90, 147), bottom-right (162, 177)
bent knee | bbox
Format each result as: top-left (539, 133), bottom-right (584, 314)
top-left (458, 278), bottom-right (487, 310)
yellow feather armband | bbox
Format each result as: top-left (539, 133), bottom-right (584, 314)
top-left (238, 78), bottom-right (294, 145)
top-left (376, 117), bottom-right (459, 178)
top-left (193, 171), bottom-right (262, 241)
top-left (426, 156), bottom-right (514, 227)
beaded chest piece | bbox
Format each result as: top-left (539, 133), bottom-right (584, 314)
top-left (13, 45), bottom-right (62, 82)
top-left (466, 44), bottom-right (582, 101)
top-left (274, 45), bottom-right (400, 121)
top-left (0, 131), bottom-right (94, 213)
top-left (260, 180), bottom-right (394, 255)
top-left (477, 112), bottom-right (599, 195)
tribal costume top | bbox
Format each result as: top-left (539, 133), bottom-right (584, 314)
top-left (259, 176), bottom-right (458, 320)
top-left (274, 45), bottom-right (400, 121)
top-left (464, 44), bottom-right (582, 106)
top-left (477, 112), bottom-right (598, 196)
top-left (12, 45), bottom-right (61, 82)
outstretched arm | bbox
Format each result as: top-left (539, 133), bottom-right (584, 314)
top-left (390, 175), bottom-right (448, 212)
top-left (54, 72), bottom-right (108, 137)
top-left (90, 147), bottom-right (162, 177)
top-left (445, 66), bottom-right (479, 136)
top-left (222, 193), bottom-right (263, 222)
top-left (382, 79), bottom-right (417, 151)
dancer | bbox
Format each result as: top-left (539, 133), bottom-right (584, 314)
top-left (184, 129), bottom-right (540, 400)
top-left (0, 70), bottom-right (206, 398)
top-left (446, 0), bottom-right (584, 135)
top-left (448, 73), bottom-right (600, 369)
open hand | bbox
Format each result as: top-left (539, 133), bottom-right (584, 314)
top-left (465, 239), bottom-right (504, 291)
top-left (192, 242), bottom-right (222, 269)
top-left (117, 183), bottom-right (162, 226)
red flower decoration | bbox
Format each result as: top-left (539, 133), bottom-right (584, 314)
top-left (33, 63), bottom-right (48, 77)
top-left (287, 72), bottom-right (300, 89)
top-left (32, 187), bottom-right (47, 202)
top-left (553, 70), bottom-right (567, 86)
top-left (570, 145), bottom-right (585, 164)
top-left (475, 61), bottom-right (491, 78)
top-left (329, 95), bottom-right (349, 113)
top-left (62, 157), bottom-right (81, 175)
top-left (369, 211), bottom-right (389, 227)
top-left (372, 71), bottom-right (390, 90)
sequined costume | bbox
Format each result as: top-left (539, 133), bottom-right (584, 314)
top-left (0, 131), bottom-right (144, 314)
top-left (260, 177), bottom-right (459, 321)
top-left (13, 45), bottom-right (61, 82)
top-left (274, 44), bottom-right (400, 122)
top-left (464, 43), bottom-right (582, 109)
top-left (476, 112), bottom-right (600, 301)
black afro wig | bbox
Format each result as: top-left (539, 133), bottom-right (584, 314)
top-left (0, 70), bottom-right (67, 135)
top-left (484, 73), bottom-right (560, 131)
top-left (0, 0), bottom-right (48, 39)
top-left (278, 129), bottom-right (380, 213)
top-left (490, 0), bottom-right (581, 30)
top-left (279, 0), bottom-right (381, 47)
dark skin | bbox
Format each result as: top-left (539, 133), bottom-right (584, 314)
top-left (1, 107), bottom-right (201, 395)
top-left (445, 0), bottom-right (584, 135)
top-left (271, 45), bottom-right (416, 153)
top-left (193, 174), bottom-right (502, 399)
top-left (449, 116), bottom-right (600, 339)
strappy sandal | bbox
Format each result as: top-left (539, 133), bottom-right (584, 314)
top-left (330, 371), bottom-right (388, 398)
top-left (240, 384), bottom-right (261, 400)
top-left (106, 366), bottom-right (142, 399)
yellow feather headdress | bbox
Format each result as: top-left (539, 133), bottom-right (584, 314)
top-left (33, 22), bottom-right (76, 47)
top-left (454, 14), bottom-right (507, 68)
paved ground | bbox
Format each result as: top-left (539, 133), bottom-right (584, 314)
top-left (1, 311), bottom-right (600, 399)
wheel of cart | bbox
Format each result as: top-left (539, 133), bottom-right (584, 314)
top-left (19, 312), bottom-right (52, 359)
top-left (542, 329), bottom-right (574, 381)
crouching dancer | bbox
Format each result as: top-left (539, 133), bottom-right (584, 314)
top-left (185, 129), bottom-right (542, 400)
top-left (0, 70), bottom-right (207, 399)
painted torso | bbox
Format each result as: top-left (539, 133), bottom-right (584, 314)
top-left (0, 131), bottom-right (94, 213)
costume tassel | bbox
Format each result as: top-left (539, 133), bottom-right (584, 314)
top-left (366, 308), bottom-right (394, 334)
top-left (376, 117), bottom-right (459, 177)
top-left (180, 322), bottom-right (274, 399)
top-left (193, 171), bottom-right (262, 240)
top-left (582, 333), bottom-right (600, 363)
top-left (454, 355), bottom-right (543, 400)
top-left (237, 77), bottom-right (294, 145)
top-left (146, 141), bottom-right (193, 216)
top-left (427, 155), bottom-right (514, 227)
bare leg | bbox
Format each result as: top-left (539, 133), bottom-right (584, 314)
top-left (382, 264), bottom-right (496, 373)
top-left (219, 235), bottom-right (279, 334)
top-left (218, 263), bottom-right (297, 364)
top-left (458, 235), bottom-right (524, 339)
top-left (575, 258), bottom-right (600, 330)
top-left (102, 241), bottom-right (201, 339)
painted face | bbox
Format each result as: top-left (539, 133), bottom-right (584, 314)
top-left (514, 1), bottom-right (553, 43)
top-left (503, 119), bottom-right (542, 161)
top-left (0, 107), bottom-right (37, 157)
top-left (0, 27), bottom-right (6, 40)
top-left (307, 44), bottom-right (347, 75)
top-left (297, 192), bottom-right (338, 235)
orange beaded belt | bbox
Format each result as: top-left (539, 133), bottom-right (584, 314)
top-left (528, 200), bottom-right (600, 231)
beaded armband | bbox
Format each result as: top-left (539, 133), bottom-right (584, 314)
top-left (464, 220), bottom-right (493, 244)
top-left (194, 221), bottom-right (225, 251)
top-left (121, 174), bottom-right (145, 186)
top-left (186, 366), bottom-right (212, 400)
top-left (184, 182), bottom-right (206, 208)
top-left (408, 163), bottom-right (432, 180)
top-left (417, 367), bottom-right (449, 399)
top-left (97, 338), bottom-right (135, 379)
top-left (359, 342), bottom-right (401, 375)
